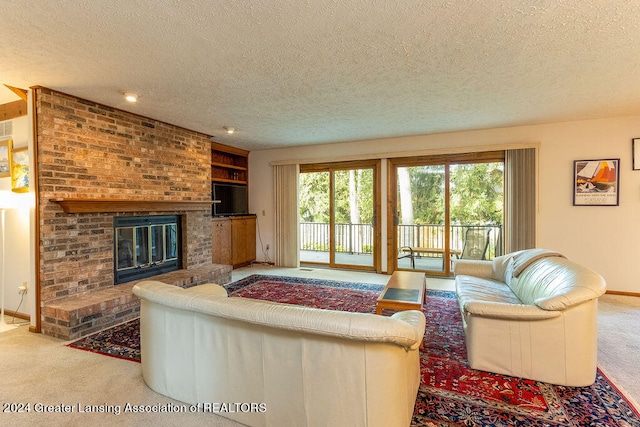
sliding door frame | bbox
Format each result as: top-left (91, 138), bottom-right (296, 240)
top-left (300, 159), bottom-right (382, 273)
top-left (387, 151), bottom-right (505, 275)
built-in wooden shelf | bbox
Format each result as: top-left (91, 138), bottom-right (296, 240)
top-left (211, 142), bottom-right (249, 186)
top-left (211, 161), bottom-right (247, 171)
top-left (50, 198), bottom-right (219, 214)
top-left (212, 178), bottom-right (249, 185)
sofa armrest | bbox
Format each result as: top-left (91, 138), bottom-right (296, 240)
top-left (133, 280), bottom-right (228, 309)
top-left (463, 301), bottom-right (562, 320)
top-left (391, 310), bottom-right (426, 350)
top-left (453, 259), bottom-right (494, 279)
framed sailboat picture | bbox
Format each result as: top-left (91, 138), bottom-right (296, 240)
top-left (573, 159), bottom-right (620, 206)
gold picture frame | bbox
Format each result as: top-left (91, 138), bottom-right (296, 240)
top-left (11, 146), bottom-right (29, 193)
top-left (0, 139), bottom-right (12, 178)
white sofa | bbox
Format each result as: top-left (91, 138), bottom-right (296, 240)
top-left (453, 249), bottom-right (606, 387)
top-left (132, 280), bottom-right (426, 427)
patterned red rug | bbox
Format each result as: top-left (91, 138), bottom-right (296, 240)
top-left (68, 274), bottom-right (640, 426)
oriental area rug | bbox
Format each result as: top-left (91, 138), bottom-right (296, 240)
top-left (68, 274), bottom-right (640, 426)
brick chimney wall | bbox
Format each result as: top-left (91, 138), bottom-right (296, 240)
top-left (35, 88), bottom-right (213, 305)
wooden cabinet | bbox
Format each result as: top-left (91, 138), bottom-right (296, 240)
top-left (231, 215), bottom-right (256, 268)
top-left (212, 217), bottom-right (232, 265)
top-left (212, 215), bottom-right (256, 268)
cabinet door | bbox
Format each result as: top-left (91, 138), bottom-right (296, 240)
top-left (243, 216), bottom-right (256, 262)
top-left (231, 216), bottom-right (256, 267)
top-left (212, 218), bottom-right (232, 265)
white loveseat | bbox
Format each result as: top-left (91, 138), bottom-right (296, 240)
top-left (453, 249), bottom-right (606, 387)
top-left (132, 280), bottom-right (426, 427)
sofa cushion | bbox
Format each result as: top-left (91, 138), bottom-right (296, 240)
top-left (510, 257), bottom-right (606, 310)
top-left (511, 248), bottom-right (565, 277)
top-left (456, 275), bottom-right (522, 306)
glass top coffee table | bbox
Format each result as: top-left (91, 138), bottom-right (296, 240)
top-left (375, 271), bottom-right (426, 315)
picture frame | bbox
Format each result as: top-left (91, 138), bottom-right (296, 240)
top-left (0, 139), bottom-right (12, 178)
top-left (573, 159), bottom-right (620, 206)
top-left (11, 147), bottom-right (29, 193)
top-left (633, 138), bottom-right (640, 170)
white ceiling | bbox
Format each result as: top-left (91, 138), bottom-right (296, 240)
top-left (2, 1), bottom-right (640, 151)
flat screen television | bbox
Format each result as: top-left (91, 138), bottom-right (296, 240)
top-left (213, 183), bottom-right (249, 216)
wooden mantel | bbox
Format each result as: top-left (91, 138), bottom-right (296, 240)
top-left (50, 198), bottom-right (219, 214)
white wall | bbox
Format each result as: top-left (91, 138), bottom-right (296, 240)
top-left (249, 115), bottom-right (640, 293)
top-left (0, 115), bottom-right (33, 317)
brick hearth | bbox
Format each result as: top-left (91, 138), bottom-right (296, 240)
top-left (43, 265), bottom-right (231, 341)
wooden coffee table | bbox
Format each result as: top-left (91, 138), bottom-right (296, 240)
top-left (375, 271), bottom-right (426, 315)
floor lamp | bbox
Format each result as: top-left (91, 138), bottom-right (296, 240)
top-left (0, 207), bottom-right (17, 332)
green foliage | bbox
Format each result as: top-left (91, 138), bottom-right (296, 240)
top-left (299, 172), bottom-right (330, 222)
top-left (450, 163), bottom-right (503, 225)
top-left (302, 242), bottom-right (329, 251)
top-left (299, 162), bottom-right (503, 227)
top-left (398, 162), bottom-right (503, 225)
top-left (332, 170), bottom-right (351, 223)
top-left (403, 165), bottom-right (446, 224)
top-left (299, 169), bottom-right (373, 224)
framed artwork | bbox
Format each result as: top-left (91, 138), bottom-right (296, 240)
top-left (573, 159), bottom-right (620, 206)
top-left (11, 147), bottom-right (29, 193)
top-left (633, 138), bottom-right (640, 170)
top-left (0, 139), bottom-right (11, 178)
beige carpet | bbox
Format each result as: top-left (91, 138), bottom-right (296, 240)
top-left (597, 293), bottom-right (640, 410)
top-left (0, 318), bottom-right (243, 427)
top-left (0, 265), bottom-right (637, 426)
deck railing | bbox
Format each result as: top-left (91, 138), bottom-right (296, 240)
top-left (397, 223), bottom-right (503, 259)
top-left (300, 222), bottom-right (503, 259)
top-left (299, 222), bottom-right (373, 254)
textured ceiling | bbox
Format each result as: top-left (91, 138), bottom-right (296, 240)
top-left (1, 1), bottom-right (640, 151)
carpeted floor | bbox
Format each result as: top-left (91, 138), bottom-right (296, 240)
top-left (68, 274), bottom-right (640, 426)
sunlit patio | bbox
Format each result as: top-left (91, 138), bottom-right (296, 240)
top-left (300, 250), bottom-right (444, 270)
top-left (300, 222), bottom-right (502, 272)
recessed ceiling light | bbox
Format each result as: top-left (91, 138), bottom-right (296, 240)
top-left (224, 126), bottom-right (235, 134)
top-left (124, 92), bottom-right (139, 102)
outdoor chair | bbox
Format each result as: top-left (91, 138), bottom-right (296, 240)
top-left (398, 246), bottom-right (459, 270)
top-left (397, 246), bottom-right (419, 269)
top-left (455, 227), bottom-right (491, 260)
top-left (398, 227), bottom-right (491, 269)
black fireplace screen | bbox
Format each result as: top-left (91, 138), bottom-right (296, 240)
top-left (114, 215), bottom-right (181, 284)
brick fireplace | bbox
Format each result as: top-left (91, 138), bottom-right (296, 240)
top-left (35, 88), bottom-right (231, 340)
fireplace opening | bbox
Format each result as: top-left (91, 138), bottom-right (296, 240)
top-left (114, 215), bottom-right (182, 284)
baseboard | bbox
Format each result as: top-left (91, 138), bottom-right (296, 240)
top-left (606, 290), bottom-right (640, 297)
top-left (2, 309), bottom-right (29, 321)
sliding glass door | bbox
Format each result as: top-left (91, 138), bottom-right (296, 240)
top-left (389, 152), bottom-right (504, 276)
top-left (299, 161), bottom-right (381, 271)
top-left (397, 164), bottom-right (449, 273)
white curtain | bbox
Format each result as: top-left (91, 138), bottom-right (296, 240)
top-left (274, 164), bottom-right (300, 267)
top-left (504, 148), bottom-right (537, 253)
